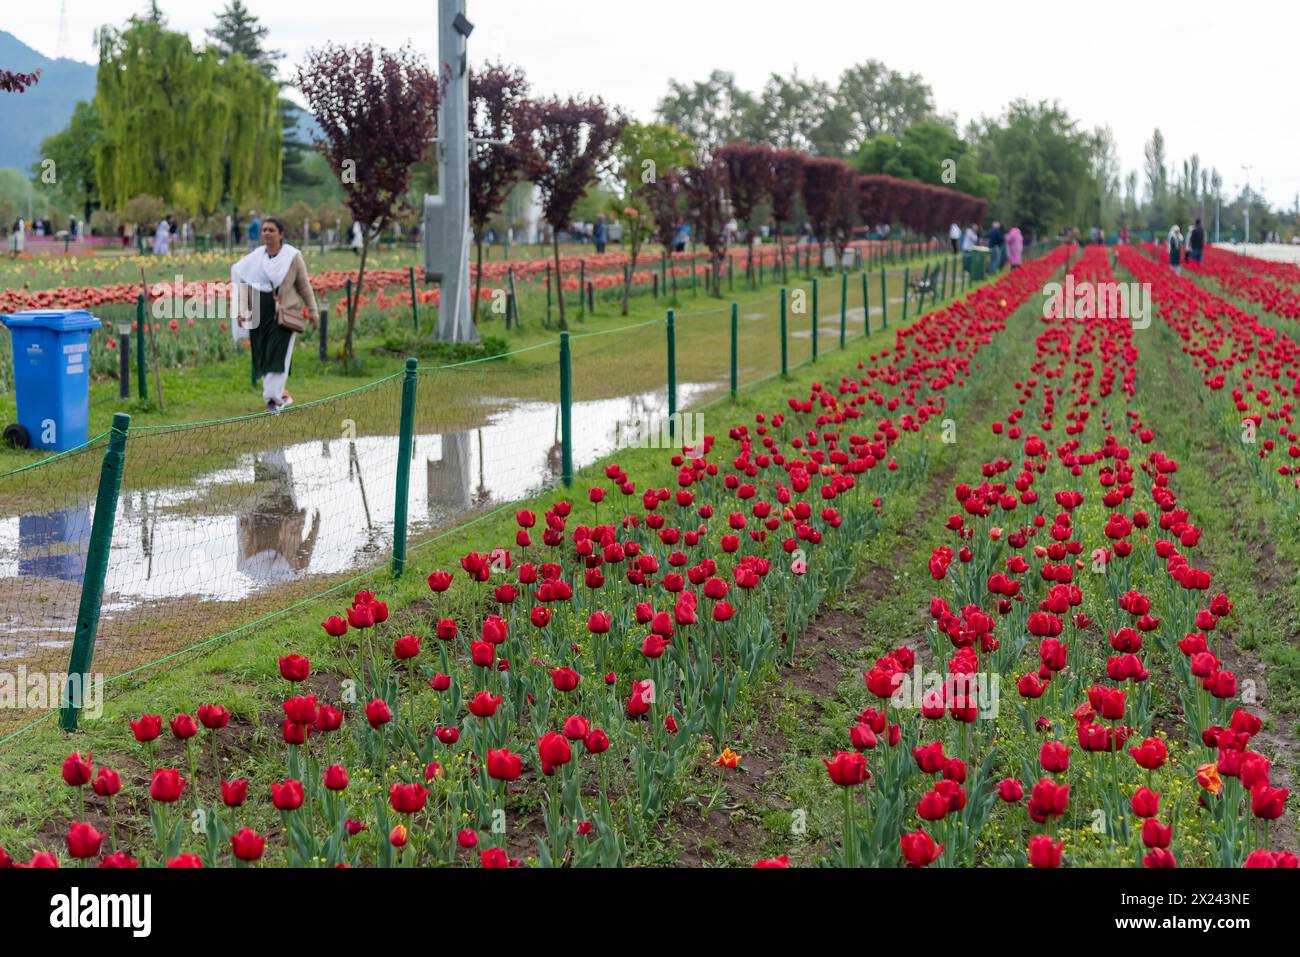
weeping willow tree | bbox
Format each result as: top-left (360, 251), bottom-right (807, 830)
top-left (94, 16), bottom-right (281, 215)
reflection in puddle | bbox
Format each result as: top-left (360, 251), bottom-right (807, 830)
top-left (0, 383), bottom-right (717, 641)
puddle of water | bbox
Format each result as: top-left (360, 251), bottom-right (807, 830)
top-left (0, 382), bottom-right (718, 638)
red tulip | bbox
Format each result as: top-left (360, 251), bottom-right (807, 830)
top-left (197, 703), bottom-right (231, 730)
top-left (230, 827), bottom-right (266, 862)
top-left (822, 751), bottom-right (868, 787)
top-left (900, 828), bottom-right (943, 867)
top-left (390, 782), bottom-right (428, 814)
top-left (487, 748), bottom-right (522, 781)
top-left (129, 714), bottom-right (162, 742)
top-left (271, 779), bottom-right (304, 811)
top-left (222, 779), bottom-right (249, 807)
top-left (66, 822), bottom-right (104, 859)
top-left (91, 767), bottom-right (121, 797)
top-left (149, 768), bottom-right (186, 803)
top-left (1028, 835), bottom-right (1063, 868)
top-left (61, 752), bottom-right (93, 788)
top-left (364, 698), bottom-right (392, 729)
top-left (278, 654), bottom-right (311, 682)
top-left (323, 764), bottom-right (350, 791)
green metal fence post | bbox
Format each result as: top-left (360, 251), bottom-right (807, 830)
top-left (508, 266), bottom-right (520, 326)
top-left (666, 309), bottom-right (677, 441)
top-left (730, 302), bottom-right (738, 399)
top-left (862, 271), bottom-right (870, 335)
top-left (779, 287), bottom-right (788, 377)
top-left (839, 271), bottom-right (847, 347)
top-left (390, 358), bottom-right (419, 577)
top-left (811, 277), bottom-right (819, 361)
top-left (880, 268), bottom-right (888, 329)
top-left (559, 332), bottom-right (573, 486)
top-left (409, 266), bottom-right (419, 331)
top-left (61, 412), bottom-right (130, 731)
top-left (902, 266), bottom-right (911, 322)
top-left (135, 294), bottom-right (147, 399)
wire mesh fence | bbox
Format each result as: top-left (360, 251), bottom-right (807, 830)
top-left (0, 256), bottom-right (992, 743)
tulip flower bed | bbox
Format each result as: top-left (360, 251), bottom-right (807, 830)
top-left (810, 245), bottom-right (1293, 869)
top-left (1190, 247), bottom-right (1300, 321)
top-left (0, 248), bottom-right (1069, 868)
top-left (1117, 246), bottom-right (1300, 509)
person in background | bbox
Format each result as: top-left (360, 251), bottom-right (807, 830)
top-left (1089, 224), bottom-right (1101, 245)
top-left (231, 217), bottom-right (319, 413)
top-left (1006, 225), bottom-right (1024, 268)
top-left (673, 222), bottom-right (690, 254)
top-left (1188, 218), bottom-right (1205, 263)
top-left (7, 218), bottom-right (23, 257)
top-left (248, 210), bottom-right (262, 251)
top-left (350, 220), bottom-right (363, 255)
top-left (152, 216), bottom-right (172, 255)
top-left (1168, 224), bottom-right (1184, 275)
top-left (1118, 225), bottom-right (1130, 245)
top-left (961, 222), bottom-right (979, 273)
top-left (593, 214), bottom-right (608, 254)
top-left (988, 221), bottom-right (1005, 271)
top-left (949, 222), bottom-right (961, 254)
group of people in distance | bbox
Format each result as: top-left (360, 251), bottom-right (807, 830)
top-left (949, 220), bottom-right (1025, 272)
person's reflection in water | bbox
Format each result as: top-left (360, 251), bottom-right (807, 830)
top-left (237, 450), bottom-right (321, 582)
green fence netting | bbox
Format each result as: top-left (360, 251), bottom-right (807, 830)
top-left (0, 259), bottom-right (973, 743)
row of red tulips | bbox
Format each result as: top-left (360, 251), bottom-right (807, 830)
top-left (1119, 246), bottom-right (1300, 503)
top-left (4, 246), bottom-right (1069, 868)
top-left (807, 244), bottom-right (1293, 868)
top-left (0, 239), bottom-right (936, 317)
top-left (1189, 247), bottom-right (1300, 321)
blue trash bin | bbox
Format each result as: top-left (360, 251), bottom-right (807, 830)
top-left (1, 308), bottom-right (102, 452)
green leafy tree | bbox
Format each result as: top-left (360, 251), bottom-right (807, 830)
top-left (743, 70), bottom-right (835, 154)
top-left (206, 2), bottom-right (321, 199)
top-left (93, 15), bottom-right (281, 214)
top-left (654, 70), bottom-right (754, 148)
top-left (832, 60), bottom-right (935, 152)
top-left (856, 119), bottom-right (996, 204)
top-left (611, 121), bottom-right (696, 313)
top-left (206, 0), bottom-right (283, 77)
top-left (35, 100), bottom-right (103, 221)
top-left (972, 100), bottom-right (1090, 238)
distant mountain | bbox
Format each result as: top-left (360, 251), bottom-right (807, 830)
top-left (0, 31), bottom-right (96, 172)
top-left (0, 30), bottom-right (322, 176)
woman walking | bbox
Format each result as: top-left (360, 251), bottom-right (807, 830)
top-left (1005, 225), bottom-right (1024, 268)
top-left (1167, 224), bottom-right (1184, 276)
top-left (231, 217), bottom-right (318, 413)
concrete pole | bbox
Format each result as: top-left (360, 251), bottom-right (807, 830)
top-left (424, 0), bottom-right (479, 343)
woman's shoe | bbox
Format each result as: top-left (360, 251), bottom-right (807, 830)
top-left (279, 392), bottom-right (294, 409)
top-left (267, 399), bottom-right (280, 414)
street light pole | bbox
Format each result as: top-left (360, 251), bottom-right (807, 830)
top-left (423, 0), bottom-right (479, 344)
top-left (1242, 164), bottom-right (1253, 245)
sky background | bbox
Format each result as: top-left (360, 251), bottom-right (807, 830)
top-left (6, 0), bottom-right (1298, 205)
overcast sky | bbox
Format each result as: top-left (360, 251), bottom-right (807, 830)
top-left (8, 0), bottom-right (1298, 204)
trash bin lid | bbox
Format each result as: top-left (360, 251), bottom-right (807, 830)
top-left (0, 309), bottom-right (102, 332)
